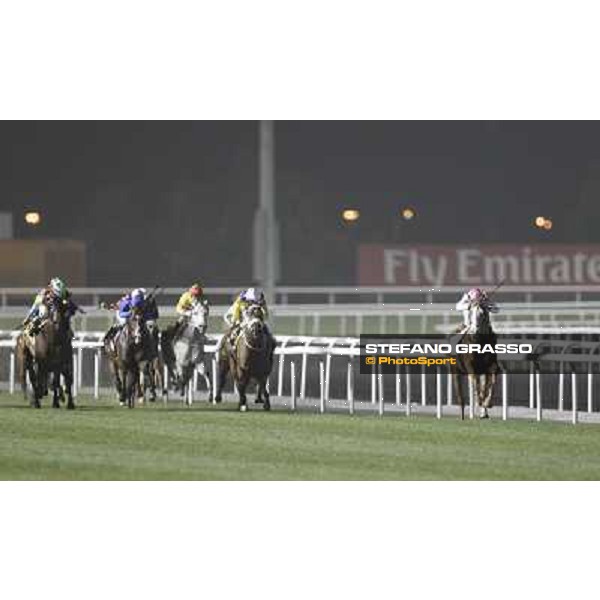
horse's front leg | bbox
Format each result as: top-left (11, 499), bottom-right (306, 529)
top-left (147, 362), bottom-right (158, 402)
top-left (33, 363), bottom-right (47, 408)
top-left (237, 370), bottom-right (250, 412)
top-left (452, 371), bottom-right (465, 420)
top-left (52, 371), bottom-right (61, 409)
top-left (197, 360), bottom-right (213, 403)
top-left (29, 361), bottom-right (41, 408)
top-left (117, 366), bottom-right (128, 406)
top-left (482, 369), bottom-right (498, 412)
top-left (64, 363), bottom-right (75, 410)
top-left (125, 368), bottom-right (137, 409)
top-left (472, 373), bottom-right (490, 419)
top-left (259, 379), bottom-right (270, 411)
top-left (214, 355), bottom-right (229, 404)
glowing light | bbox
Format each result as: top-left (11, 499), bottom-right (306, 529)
top-left (534, 216), bottom-right (553, 230)
top-left (342, 209), bottom-right (360, 222)
top-left (24, 211), bottom-right (41, 226)
top-left (401, 207), bottom-right (416, 220)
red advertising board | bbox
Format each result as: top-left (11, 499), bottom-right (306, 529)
top-left (358, 244), bottom-right (600, 286)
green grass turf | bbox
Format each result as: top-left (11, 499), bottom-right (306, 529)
top-left (0, 392), bottom-right (598, 480)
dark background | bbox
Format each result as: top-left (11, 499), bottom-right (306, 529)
top-left (1, 121), bottom-right (599, 286)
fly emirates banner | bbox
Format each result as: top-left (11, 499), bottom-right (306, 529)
top-left (358, 244), bottom-right (600, 286)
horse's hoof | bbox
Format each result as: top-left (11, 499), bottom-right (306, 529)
top-left (32, 401), bottom-right (41, 409)
top-left (263, 403), bottom-right (271, 412)
top-left (255, 398), bottom-right (264, 404)
top-left (119, 402), bottom-right (126, 407)
top-left (52, 403), bottom-right (60, 409)
top-left (67, 404), bottom-right (75, 410)
top-left (239, 405), bottom-right (248, 412)
top-left (480, 414), bottom-right (490, 420)
top-left (214, 397), bottom-right (222, 404)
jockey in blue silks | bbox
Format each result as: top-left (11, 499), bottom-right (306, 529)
top-left (105, 288), bottom-right (149, 347)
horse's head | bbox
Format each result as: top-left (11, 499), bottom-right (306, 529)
top-left (241, 306), bottom-right (266, 348)
top-left (469, 302), bottom-right (493, 335)
top-left (129, 312), bottom-right (145, 346)
top-left (189, 301), bottom-right (209, 333)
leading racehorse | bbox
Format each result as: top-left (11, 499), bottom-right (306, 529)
top-left (451, 301), bottom-right (500, 419)
top-left (214, 304), bottom-right (275, 411)
top-left (17, 300), bottom-right (75, 409)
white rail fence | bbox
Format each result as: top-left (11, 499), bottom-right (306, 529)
top-left (2, 301), bottom-right (600, 338)
top-left (1, 285), bottom-right (600, 307)
top-left (2, 330), bottom-right (600, 425)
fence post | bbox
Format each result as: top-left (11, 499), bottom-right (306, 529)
top-left (436, 368), bottom-right (442, 419)
top-left (291, 361), bottom-right (297, 412)
top-left (77, 346), bottom-right (83, 390)
top-left (558, 369), bottom-right (564, 412)
top-left (395, 364), bottom-right (401, 406)
top-left (277, 339), bottom-right (288, 397)
top-left (468, 376), bottom-right (474, 420)
top-left (300, 344), bottom-right (309, 400)
top-left (502, 372), bottom-right (508, 421)
top-left (9, 351), bottom-right (15, 395)
top-left (319, 361), bottom-right (325, 414)
top-left (72, 352), bottom-right (78, 398)
top-left (347, 360), bottom-right (354, 415)
top-left (529, 363), bottom-right (535, 409)
top-left (587, 369), bottom-right (593, 414)
top-left (405, 371), bottom-right (411, 416)
top-left (421, 368), bottom-right (427, 406)
top-left (378, 368), bottom-right (384, 416)
top-left (572, 373), bottom-right (578, 425)
top-left (371, 366), bottom-right (377, 404)
top-left (446, 373), bottom-right (453, 406)
top-left (536, 371), bottom-right (542, 422)
top-left (93, 350), bottom-right (100, 400)
top-left (325, 349), bottom-right (332, 402)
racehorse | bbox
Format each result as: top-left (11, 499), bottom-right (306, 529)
top-left (17, 301), bottom-right (75, 409)
top-left (104, 312), bottom-right (148, 408)
top-left (162, 300), bottom-right (212, 403)
top-left (139, 319), bottom-right (167, 402)
top-left (214, 304), bottom-right (275, 412)
top-left (451, 301), bottom-right (500, 420)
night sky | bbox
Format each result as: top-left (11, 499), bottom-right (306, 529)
top-left (1, 121), bottom-right (599, 286)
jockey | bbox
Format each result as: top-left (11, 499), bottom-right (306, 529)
top-left (456, 287), bottom-right (499, 334)
top-left (104, 288), bottom-right (148, 345)
top-left (176, 283), bottom-right (208, 320)
top-left (23, 277), bottom-right (78, 334)
top-left (224, 287), bottom-right (269, 329)
top-left (221, 288), bottom-right (273, 353)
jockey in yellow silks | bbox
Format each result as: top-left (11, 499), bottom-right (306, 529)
top-left (176, 283), bottom-right (206, 319)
